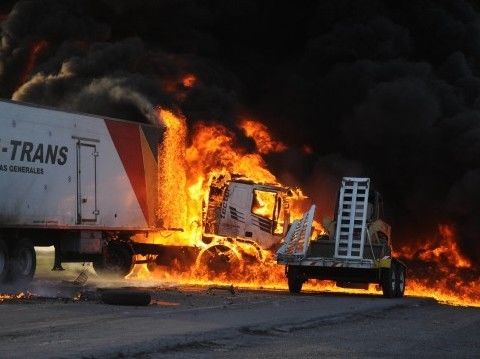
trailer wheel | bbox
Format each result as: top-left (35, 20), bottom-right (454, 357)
top-left (8, 239), bottom-right (36, 283)
top-left (93, 243), bottom-right (134, 278)
top-left (287, 266), bottom-right (303, 294)
top-left (395, 264), bottom-right (406, 298)
top-left (380, 263), bottom-right (396, 298)
top-left (0, 239), bottom-right (9, 283)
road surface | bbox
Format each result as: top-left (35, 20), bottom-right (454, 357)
top-left (0, 248), bottom-right (478, 358)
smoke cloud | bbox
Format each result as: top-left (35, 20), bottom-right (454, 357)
top-left (1, 0), bottom-right (480, 263)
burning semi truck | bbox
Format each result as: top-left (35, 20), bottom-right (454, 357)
top-left (0, 99), bottom-right (296, 284)
top-left (0, 99), bottom-right (168, 283)
top-left (0, 99), bottom-right (403, 299)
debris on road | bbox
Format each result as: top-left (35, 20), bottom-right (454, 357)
top-left (206, 284), bottom-right (236, 296)
top-left (100, 289), bottom-right (152, 306)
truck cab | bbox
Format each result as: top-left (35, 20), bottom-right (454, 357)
top-left (203, 176), bottom-right (291, 250)
top-left (194, 176), bottom-right (292, 274)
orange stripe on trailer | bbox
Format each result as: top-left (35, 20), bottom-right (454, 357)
top-left (105, 119), bottom-right (149, 223)
top-left (140, 128), bottom-right (158, 225)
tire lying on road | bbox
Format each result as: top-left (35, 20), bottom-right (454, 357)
top-left (100, 290), bottom-right (151, 306)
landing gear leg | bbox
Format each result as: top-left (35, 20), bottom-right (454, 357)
top-left (52, 240), bottom-right (64, 271)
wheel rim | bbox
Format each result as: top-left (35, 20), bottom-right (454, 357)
top-left (391, 269), bottom-right (396, 292)
top-left (18, 247), bottom-right (33, 276)
top-left (398, 269), bottom-right (405, 293)
top-left (196, 244), bottom-right (242, 274)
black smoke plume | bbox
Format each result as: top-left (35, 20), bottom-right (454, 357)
top-left (1, 0), bottom-right (480, 264)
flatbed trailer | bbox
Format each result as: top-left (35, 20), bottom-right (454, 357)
top-left (277, 177), bottom-right (406, 298)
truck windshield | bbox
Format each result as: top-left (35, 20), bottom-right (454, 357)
top-left (251, 189), bottom-right (276, 221)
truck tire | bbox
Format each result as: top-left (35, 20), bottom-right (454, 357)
top-left (101, 290), bottom-right (151, 306)
top-left (8, 239), bottom-right (36, 283)
top-left (147, 259), bottom-right (156, 272)
top-left (196, 244), bottom-right (242, 277)
top-left (380, 263), bottom-right (396, 298)
top-left (93, 243), bottom-right (134, 278)
top-left (287, 266), bottom-right (304, 294)
top-left (0, 239), bottom-right (9, 283)
top-left (395, 264), bottom-right (406, 298)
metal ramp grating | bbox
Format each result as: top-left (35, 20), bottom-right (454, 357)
top-left (277, 205), bottom-right (315, 261)
top-left (334, 178), bottom-right (370, 259)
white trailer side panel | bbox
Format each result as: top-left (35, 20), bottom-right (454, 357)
top-left (0, 100), bottom-right (161, 230)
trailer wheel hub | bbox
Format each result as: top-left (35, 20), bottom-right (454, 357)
top-left (195, 244), bottom-right (242, 275)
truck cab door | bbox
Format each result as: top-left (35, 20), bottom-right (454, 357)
top-left (76, 142), bottom-right (98, 224)
top-left (217, 184), bottom-right (249, 237)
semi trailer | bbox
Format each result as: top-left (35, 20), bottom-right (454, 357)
top-left (0, 99), bottom-right (167, 283)
top-left (277, 177), bottom-right (407, 298)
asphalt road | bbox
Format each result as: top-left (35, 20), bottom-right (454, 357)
top-left (0, 248), bottom-right (478, 358)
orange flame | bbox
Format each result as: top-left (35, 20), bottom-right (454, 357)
top-left (0, 292), bottom-right (30, 302)
top-left (17, 40), bottom-right (49, 89)
top-left (160, 73), bottom-right (197, 101)
top-left (396, 225), bottom-right (479, 307)
top-left (149, 111), bottom-right (287, 249)
top-left (182, 74), bottom-right (197, 88)
top-left (239, 119), bottom-right (287, 154)
top-left (397, 225), bottom-right (472, 269)
top-left (157, 108), bottom-right (188, 232)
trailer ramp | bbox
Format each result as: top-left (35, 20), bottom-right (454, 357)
top-left (276, 205), bottom-right (315, 262)
top-left (334, 177), bottom-right (370, 259)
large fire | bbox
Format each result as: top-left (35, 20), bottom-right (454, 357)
top-left (239, 119), bottom-right (287, 154)
top-left (397, 225), bottom-right (472, 269)
top-left (395, 225), bottom-right (479, 307)
top-left (129, 109), bottom-right (480, 309)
